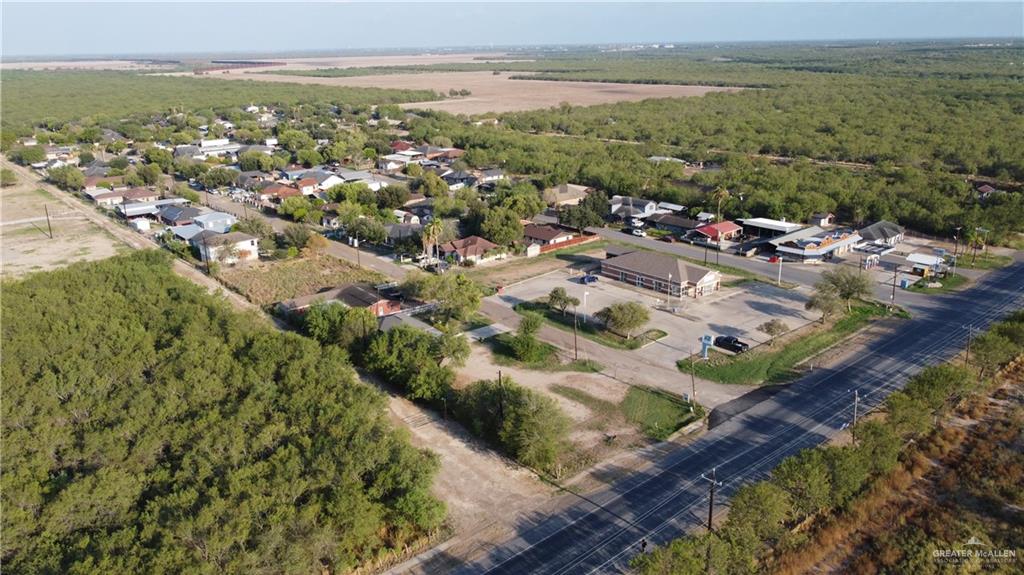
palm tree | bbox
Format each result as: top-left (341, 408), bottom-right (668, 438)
top-left (421, 218), bottom-right (445, 263)
top-left (712, 186), bottom-right (731, 223)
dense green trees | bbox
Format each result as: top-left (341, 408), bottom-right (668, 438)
top-left (1, 251), bottom-right (444, 574)
top-left (454, 377), bottom-right (571, 473)
top-left (402, 272), bottom-right (484, 328)
top-left (480, 206), bottom-right (524, 247)
top-left (45, 164), bottom-right (85, 190)
top-left (0, 70), bottom-right (440, 127)
top-left (596, 302), bottom-right (650, 339)
top-left (364, 325), bottom-right (468, 401)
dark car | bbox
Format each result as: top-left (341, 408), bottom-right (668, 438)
top-left (581, 274), bottom-right (599, 284)
top-left (714, 335), bottom-right (750, 354)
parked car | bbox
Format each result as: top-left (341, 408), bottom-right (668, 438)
top-left (631, 228), bottom-right (647, 238)
top-left (581, 274), bottom-right (599, 284)
top-left (714, 335), bottom-right (750, 354)
top-left (661, 235), bottom-right (677, 243)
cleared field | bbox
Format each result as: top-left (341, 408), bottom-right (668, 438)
top-left (226, 52), bottom-right (523, 72)
top-left (0, 59), bottom-right (176, 71)
top-left (1, 182), bottom-right (123, 278)
top-left (191, 70), bottom-right (742, 114)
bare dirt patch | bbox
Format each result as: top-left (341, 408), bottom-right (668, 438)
top-left (186, 70), bottom-right (742, 114)
top-left (1, 182), bottom-right (124, 278)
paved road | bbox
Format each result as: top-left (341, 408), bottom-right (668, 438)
top-left (444, 257), bottom-right (1024, 574)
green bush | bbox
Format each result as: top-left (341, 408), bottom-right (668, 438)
top-left (454, 377), bottom-right (571, 474)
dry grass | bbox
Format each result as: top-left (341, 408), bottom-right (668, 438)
top-left (184, 70), bottom-right (741, 114)
top-left (218, 255), bottom-right (384, 306)
top-left (0, 171), bottom-right (124, 278)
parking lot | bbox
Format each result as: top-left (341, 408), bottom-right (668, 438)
top-left (494, 269), bottom-right (820, 371)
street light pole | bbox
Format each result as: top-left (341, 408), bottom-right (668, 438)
top-left (776, 257), bottom-right (783, 286)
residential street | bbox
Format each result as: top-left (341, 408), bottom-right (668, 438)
top-left (439, 255), bottom-right (1024, 574)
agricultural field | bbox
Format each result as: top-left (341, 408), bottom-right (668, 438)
top-left (217, 254), bottom-right (384, 306)
top-left (0, 170), bottom-right (124, 278)
top-left (192, 70), bottom-right (741, 114)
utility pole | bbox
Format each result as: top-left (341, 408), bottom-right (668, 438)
top-left (573, 306), bottom-right (580, 361)
top-left (689, 347), bottom-right (697, 410)
top-left (44, 205), bottom-right (53, 239)
top-left (776, 257), bottom-right (783, 286)
top-left (889, 264), bottom-right (899, 310)
top-left (701, 467), bottom-right (723, 574)
top-left (851, 389), bottom-right (860, 444)
top-left (964, 324), bottom-right (974, 366)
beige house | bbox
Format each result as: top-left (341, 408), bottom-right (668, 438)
top-left (600, 249), bottom-right (720, 298)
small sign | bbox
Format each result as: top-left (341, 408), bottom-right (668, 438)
top-left (700, 334), bottom-right (714, 359)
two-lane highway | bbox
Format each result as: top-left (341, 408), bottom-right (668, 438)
top-left (455, 258), bottom-right (1024, 574)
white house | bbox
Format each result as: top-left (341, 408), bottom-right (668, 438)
top-left (193, 212), bottom-right (238, 234)
top-left (609, 196), bottom-right (658, 221)
top-left (190, 231), bottom-right (259, 264)
top-left (378, 153), bottom-right (417, 171)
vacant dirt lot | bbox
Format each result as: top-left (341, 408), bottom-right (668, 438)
top-left (189, 70), bottom-right (742, 114)
top-left (1, 178), bottom-right (124, 278)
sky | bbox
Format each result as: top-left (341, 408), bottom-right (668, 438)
top-left (2, 2), bottom-right (1021, 58)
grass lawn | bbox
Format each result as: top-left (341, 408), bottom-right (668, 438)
top-left (488, 332), bottom-right (603, 372)
top-left (954, 252), bottom-right (1013, 270)
top-left (677, 303), bottom-right (897, 385)
top-left (550, 384), bottom-right (702, 441)
top-left (550, 385), bottom-right (620, 419)
top-left (514, 300), bottom-right (667, 350)
top-left (621, 386), bottom-right (704, 441)
top-left (218, 255), bottom-right (384, 306)
top-left (907, 273), bottom-right (969, 293)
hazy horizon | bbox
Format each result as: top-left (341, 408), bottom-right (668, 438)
top-left (2, 2), bottom-right (1021, 59)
